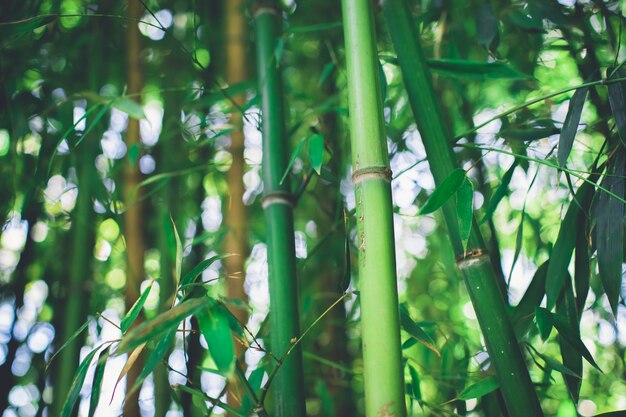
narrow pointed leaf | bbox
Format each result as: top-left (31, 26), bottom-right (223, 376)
top-left (378, 59), bottom-right (388, 102)
top-left (179, 255), bottom-right (224, 294)
top-left (197, 302), bottom-right (236, 376)
top-left (427, 59), bottom-right (528, 80)
top-left (280, 138), bottom-right (307, 185)
top-left (88, 347), bottom-right (109, 417)
top-left (112, 343), bottom-right (146, 401)
top-left (419, 169), bottom-right (466, 215)
top-left (546, 180), bottom-right (595, 310)
top-left (112, 97), bottom-right (146, 120)
top-left (535, 307), bottom-right (553, 341)
top-left (512, 261), bottom-right (548, 337)
top-left (308, 133), bottom-right (324, 175)
top-left (0, 15), bottom-right (57, 38)
top-left (408, 364), bottom-right (422, 400)
top-left (171, 217), bottom-right (183, 287)
top-left (557, 279), bottom-right (583, 402)
top-left (558, 86), bottom-right (588, 167)
top-left (594, 412), bottom-right (626, 417)
top-left (596, 150), bottom-right (625, 315)
top-left (608, 68), bottom-right (626, 148)
top-left (456, 177), bottom-right (474, 251)
top-left (458, 376), bottom-right (499, 400)
top-left (45, 319), bottom-right (91, 372)
top-left (61, 346), bottom-right (101, 417)
top-left (128, 329), bottom-right (176, 396)
top-left (531, 348), bottom-right (581, 378)
top-left (574, 218), bottom-right (590, 315)
top-left (116, 297), bottom-right (208, 354)
top-left (475, 3), bottom-right (499, 51)
top-left (481, 160), bottom-right (518, 223)
top-left (399, 305), bottom-right (439, 356)
top-left (121, 281), bottom-right (154, 333)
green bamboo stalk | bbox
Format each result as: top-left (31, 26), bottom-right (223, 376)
top-left (253, 2), bottom-right (306, 416)
top-left (381, 1), bottom-right (544, 416)
top-left (341, 1), bottom-right (407, 416)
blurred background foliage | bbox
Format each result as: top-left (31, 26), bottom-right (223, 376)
top-left (0, 0), bottom-right (625, 416)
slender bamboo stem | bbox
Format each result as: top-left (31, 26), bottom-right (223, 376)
top-left (224, 0), bottom-right (249, 412)
top-left (253, 2), bottom-right (306, 415)
top-left (382, 1), bottom-right (544, 416)
top-left (124, 0), bottom-right (146, 415)
top-left (341, 1), bottom-right (407, 416)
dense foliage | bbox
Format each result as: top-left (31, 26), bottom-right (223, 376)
top-left (1, 0), bottom-right (625, 416)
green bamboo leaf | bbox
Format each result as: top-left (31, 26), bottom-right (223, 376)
top-left (475, 3), bottom-right (499, 52)
top-left (481, 160), bottom-right (518, 223)
top-left (378, 59), bottom-right (388, 102)
top-left (171, 217), bottom-right (183, 287)
top-left (427, 59), bottom-right (529, 80)
top-left (0, 15), bottom-right (57, 38)
top-left (61, 346), bottom-right (101, 417)
top-left (512, 261), bottom-right (548, 337)
top-left (317, 62), bottom-right (335, 87)
top-left (45, 319), bottom-right (91, 372)
top-left (408, 364), bottom-right (422, 400)
top-left (197, 302), bottom-right (236, 376)
top-left (128, 329), bottom-right (176, 396)
top-left (121, 281), bottom-right (154, 333)
top-left (458, 376), bottom-right (499, 400)
top-left (111, 97), bottom-right (146, 120)
top-left (594, 412), bottom-right (626, 417)
top-left (529, 347), bottom-right (581, 378)
top-left (607, 67), bottom-right (626, 148)
top-left (116, 297), bottom-right (208, 354)
top-left (557, 279), bottom-right (583, 402)
top-left (419, 169), bottom-right (467, 215)
top-left (501, 126), bottom-right (560, 141)
top-left (456, 177), bottom-right (473, 251)
top-left (558, 86), bottom-right (589, 167)
top-left (179, 255), bottom-right (224, 295)
top-left (88, 347), bottom-right (110, 417)
top-left (308, 133), bottom-right (324, 175)
top-left (399, 304), bottom-right (439, 356)
top-left (574, 219), bottom-right (590, 315)
top-left (596, 150), bottom-right (625, 315)
top-left (280, 138), bottom-right (308, 185)
top-left (535, 307), bottom-right (601, 371)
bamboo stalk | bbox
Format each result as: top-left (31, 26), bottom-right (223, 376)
top-left (124, 0), bottom-right (145, 415)
top-left (341, 1), bottom-right (407, 416)
top-left (381, 1), bottom-right (544, 416)
top-left (253, 2), bottom-right (306, 415)
top-left (224, 0), bottom-right (249, 411)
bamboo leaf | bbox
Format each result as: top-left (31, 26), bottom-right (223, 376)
top-left (197, 302), bottom-right (236, 376)
top-left (179, 255), bottom-right (223, 295)
top-left (594, 412), bottom-right (626, 417)
top-left (475, 3), bottom-right (499, 52)
top-left (419, 169), bottom-right (467, 215)
top-left (535, 307), bottom-right (601, 371)
top-left (111, 97), bottom-right (146, 120)
top-left (308, 133), bottom-right (324, 175)
top-left (546, 180), bottom-right (594, 310)
top-left (171, 217), bottom-right (183, 288)
top-left (512, 262), bottom-right (548, 337)
top-left (456, 177), bottom-right (474, 251)
top-left (0, 15), bottom-right (57, 38)
top-left (408, 364), bottom-right (422, 400)
top-left (61, 346), bottom-right (101, 417)
top-left (115, 297), bottom-right (208, 354)
top-left (501, 126), bottom-right (560, 141)
top-left (317, 62), bottom-right (335, 87)
top-left (607, 67), bottom-right (626, 148)
top-left (558, 86), bottom-right (588, 166)
top-left (112, 343), bottom-right (146, 401)
top-left (481, 160), bottom-right (518, 223)
top-left (399, 304), bottom-right (439, 356)
top-left (535, 307), bottom-right (553, 341)
top-left (45, 319), bottom-right (91, 372)
top-left (529, 347), bottom-right (581, 378)
top-left (121, 281), bottom-right (154, 333)
top-left (596, 150), bottom-right (625, 315)
top-left (430, 59), bottom-right (529, 80)
top-left (88, 347), bottom-right (109, 417)
top-left (458, 376), bottom-right (499, 400)
top-left (574, 218), bottom-right (590, 316)
top-left (280, 138), bottom-right (307, 185)
top-left (557, 278), bottom-right (583, 402)
top-left (378, 59), bottom-right (388, 102)
top-left (128, 329), bottom-right (176, 396)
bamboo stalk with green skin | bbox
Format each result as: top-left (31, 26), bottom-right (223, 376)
top-left (253, 2), bottom-right (306, 416)
top-left (341, 1), bottom-right (407, 416)
top-left (381, 1), bottom-right (544, 416)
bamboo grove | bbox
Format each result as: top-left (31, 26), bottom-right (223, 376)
top-left (1, 1), bottom-right (625, 417)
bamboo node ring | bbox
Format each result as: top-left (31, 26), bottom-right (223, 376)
top-left (351, 166), bottom-right (392, 184)
top-left (262, 191), bottom-right (294, 208)
top-left (252, 5), bottom-right (279, 18)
